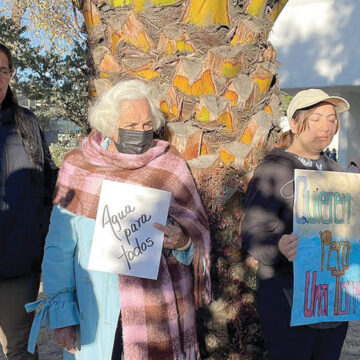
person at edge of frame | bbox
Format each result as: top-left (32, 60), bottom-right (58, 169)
top-left (0, 43), bottom-right (57, 360)
top-left (241, 88), bottom-right (350, 360)
top-left (330, 148), bottom-right (337, 161)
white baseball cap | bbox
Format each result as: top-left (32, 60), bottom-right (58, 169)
top-left (287, 89), bottom-right (350, 121)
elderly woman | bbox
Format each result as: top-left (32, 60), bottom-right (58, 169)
top-left (26, 80), bottom-right (211, 360)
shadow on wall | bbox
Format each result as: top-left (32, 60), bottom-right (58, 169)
top-left (270, 0), bottom-right (360, 88)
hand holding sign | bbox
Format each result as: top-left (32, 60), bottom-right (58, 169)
top-left (153, 222), bottom-right (188, 250)
top-left (278, 234), bottom-right (299, 262)
top-left (54, 326), bottom-right (78, 354)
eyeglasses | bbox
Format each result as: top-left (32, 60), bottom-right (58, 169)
top-left (0, 67), bottom-right (13, 79)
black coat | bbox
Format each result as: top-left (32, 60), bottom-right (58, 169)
top-left (0, 106), bottom-right (57, 278)
top-left (242, 148), bottom-right (342, 285)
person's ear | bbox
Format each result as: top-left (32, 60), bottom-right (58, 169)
top-left (289, 118), bottom-right (298, 135)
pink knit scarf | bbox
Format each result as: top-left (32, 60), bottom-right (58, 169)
top-left (54, 130), bottom-right (211, 359)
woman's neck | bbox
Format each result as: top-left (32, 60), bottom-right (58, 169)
top-left (286, 144), bottom-right (321, 160)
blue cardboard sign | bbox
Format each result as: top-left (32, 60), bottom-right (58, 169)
top-left (291, 170), bottom-right (360, 326)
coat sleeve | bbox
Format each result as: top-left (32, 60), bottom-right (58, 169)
top-left (39, 123), bottom-right (58, 205)
top-left (21, 107), bottom-right (58, 205)
top-left (241, 160), bottom-right (292, 266)
top-left (172, 243), bottom-right (193, 265)
top-left (27, 111), bottom-right (58, 246)
top-left (26, 205), bottom-right (80, 354)
top-left (40, 125), bottom-right (59, 248)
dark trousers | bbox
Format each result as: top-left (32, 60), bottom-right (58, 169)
top-left (257, 277), bottom-right (348, 360)
top-left (0, 273), bottom-right (40, 360)
top-left (111, 314), bottom-right (123, 360)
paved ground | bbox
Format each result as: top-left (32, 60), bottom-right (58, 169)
top-left (340, 321), bottom-right (360, 360)
top-left (34, 329), bottom-right (62, 360)
top-left (0, 284), bottom-right (62, 360)
top-left (0, 327), bottom-right (62, 359)
top-left (0, 315), bottom-right (358, 359)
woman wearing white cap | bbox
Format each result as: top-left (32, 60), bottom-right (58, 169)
top-left (241, 89), bottom-right (350, 359)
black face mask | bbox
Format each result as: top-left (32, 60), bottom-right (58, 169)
top-left (114, 128), bottom-right (153, 155)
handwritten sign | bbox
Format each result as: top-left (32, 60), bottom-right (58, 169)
top-left (291, 170), bottom-right (360, 326)
top-left (88, 180), bottom-right (171, 280)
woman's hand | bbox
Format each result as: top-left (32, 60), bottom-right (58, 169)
top-left (278, 234), bottom-right (299, 262)
top-left (153, 222), bottom-right (188, 250)
top-left (54, 325), bottom-right (78, 354)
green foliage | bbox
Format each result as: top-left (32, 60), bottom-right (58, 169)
top-left (281, 93), bottom-right (293, 113)
top-left (0, 17), bottom-right (29, 69)
top-left (72, 0), bottom-right (84, 10)
top-left (49, 142), bottom-right (73, 167)
top-left (0, 16), bottom-right (90, 131)
top-left (2, 0), bottom-right (84, 51)
top-left (49, 133), bottom-right (80, 166)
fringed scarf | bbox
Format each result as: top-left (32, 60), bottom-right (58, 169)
top-left (54, 130), bottom-right (211, 360)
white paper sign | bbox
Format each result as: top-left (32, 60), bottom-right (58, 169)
top-left (88, 180), bottom-right (171, 280)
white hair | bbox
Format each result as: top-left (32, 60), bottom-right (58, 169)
top-left (89, 80), bottom-right (165, 137)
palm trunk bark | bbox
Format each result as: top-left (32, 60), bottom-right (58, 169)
top-left (77, 0), bottom-right (288, 358)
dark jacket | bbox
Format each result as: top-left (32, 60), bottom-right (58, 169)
top-left (348, 158), bottom-right (360, 173)
top-left (0, 106), bottom-right (57, 278)
top-left (242, 148), bottom-right (342, 286)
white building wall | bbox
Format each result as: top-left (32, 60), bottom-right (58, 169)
top-left (337, 91), bottom-right (360, 168)
top-left (269, 0), bottom-right (360, 88)
top-left (270, 0), bottom-right (360, 168)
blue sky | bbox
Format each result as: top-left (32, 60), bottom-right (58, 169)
top-left (3, 0), bottom-right (359, 88)
top-left (0, 2), bottom-right (83, 53)
top-left (269, 0), bottom-right (360, 88)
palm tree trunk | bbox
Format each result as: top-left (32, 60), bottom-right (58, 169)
top-left (77, 0), bottom-right (288, 358)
